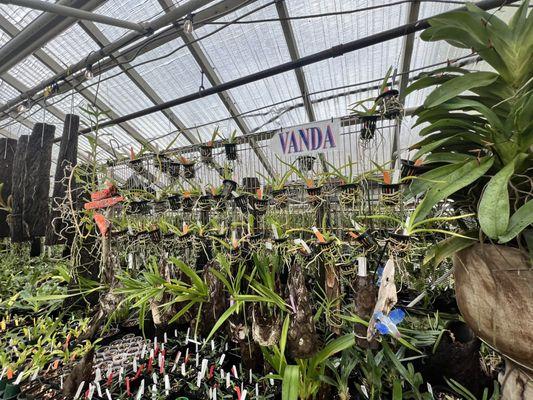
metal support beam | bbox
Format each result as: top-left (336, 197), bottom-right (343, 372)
top-left (0, 0), bottom-right (106, 75)
top-left (1, 0), bottom-right (146, 32)
top-left (0, 0), bottom-right (218, 116)
top-left (1, 73), bottom-right (118, 159)
top-left (391, 0), bottom-right (421, 168)
top-left (0, 0), bottom-right (250, 118)
top-left (275, 0), bottom-right (315, 122)
top-left (181, 30), bottom-right (275, 176)
top-left (157, 0), bottom-right (275, 176)
top-left (0, 15), bottom-right (153, 155)
top-left (79, 20), bottom-right (200, 146)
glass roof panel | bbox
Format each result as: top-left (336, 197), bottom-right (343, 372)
top-left (42, 24), bottom-right (101, 67)
top-left (0, 2), bottom-right (45, 30)
top-left (93, 0), bottom-right (165, 42)
top-left (7, 54), bottom-right (54, 88)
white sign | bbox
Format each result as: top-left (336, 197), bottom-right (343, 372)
top-left (270, 119), bottom-right (342, 157)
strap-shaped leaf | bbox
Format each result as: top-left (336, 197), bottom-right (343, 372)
top-left (412, 157), bottom-right (494, 224)
top-left (282, 365), bottom-right (300, 400)
top-left (498, 200), bottom-right (533, 244)
top-left (424, 72), bottom-right (498, 108)
top-left (478, 156), bottom-right (523, 238)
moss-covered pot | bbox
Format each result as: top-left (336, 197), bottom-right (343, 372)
top-left (453, 243), bottom-right (532, 371)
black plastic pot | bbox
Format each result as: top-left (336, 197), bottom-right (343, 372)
top-left (182, 163), bottom-right (196, 179)
top-left (200, 145), bottom-right (213, 162)
top-left (167, 194), bottom-right (181, 211)
top-left (161, 159), bottom-right (181, 177)
top-left (182, 196), bottom-right (196, 212)
top-left (272, 188), bottom-right (288, 208)
top-left (389, 232), bottom-right (411, 243)
top-left (151, 200), bottom-right (167, 214)
top-left (198, 195), bottom-right (212, 211)
top-left (234, 194), bottom-right (250, 213)
top-left (306, 186), bottom-right (322, 196)
top-left (224, 143), bottom-right (237, 160)
top-left (149, 228), bottom-right (162, 243)
top-left (380, 183), bottom-right (401, 195)
top-left (127, 200), bottom-right (149, 215)
top-left (297, 155), bottom-right (316, 172)
top-left (129, 158), bottom-right (144, 173)
top-left (376, 89), bottom-right (401, 119)
top-left (356, 231), bottom-right (377, 249)
top-left (242, 177), bottom-right (260, 193)
top-left (400, 159), bottom-right (432, 179)
top-left (360, 115), bottom-right (378, 140)
top-left (249, 196), bottom-right (270, 215)
top-left (222, 179), bottom-right (238, 198)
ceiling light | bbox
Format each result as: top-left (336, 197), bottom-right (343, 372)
top-left (84, 65), bottom-right (94, 80)
top-left (183, 15), bottom-right (194, 34)
top-left (16, 100), bottom-right (30, 114)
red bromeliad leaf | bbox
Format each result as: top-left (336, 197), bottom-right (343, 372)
top-left (84, 196), bottom-right (124, 210)
top-left (93, 213), bottom-right (110, 236)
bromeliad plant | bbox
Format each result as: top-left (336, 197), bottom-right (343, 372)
top-left (407, 1), bottom-right (533, 253)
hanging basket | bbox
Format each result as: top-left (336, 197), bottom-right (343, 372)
top-left (127, 200), bottom-right (149, 215)
top-left (360, 115), bottom-right (378, 140)
top-left (338, 183), bottom-right (360, 207)
top-left (167, 194), bottom-right (181, 211)
top-left (272, 188), bottom-right (288, 208)
top-left (161, 159), bottom-right (181, 177)
top-left (200, 145), bottom-right (213, 162)
top-left (376, 89), bottom-right (402, 119)
top-left (224, 143), bottom-right (238, 161)
top-left (249, 196), bottom-right (270, 216)
top-left (234, 194), bottom-right (250, 213)
top-left (182, 162), bottom-right (196, 179)
top-left (198, 195), bottom-right (212, 211)
top-left (182, 196), bottom-right (196, 212)
top-left (222, 179), bottom-right (238, 198)
top-left (297, 155), bottom-right (316, 172)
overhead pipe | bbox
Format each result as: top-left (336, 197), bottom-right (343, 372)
top-left (0, 0), bottom-right (106, 76)
top-left (0, 0), bottom-right (217, 114)
top-left (74, 0), bottom-right (518, 137)
top-left (1, 0), bottom-right (146, 32)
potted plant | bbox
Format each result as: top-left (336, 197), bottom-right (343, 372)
top-left (259, 168), bottom-right (293, 209)
top-left (350, 67), bottom-right (400, 139)
top-left (199, 127), bottom-right (222, 163)
top-left (408, 1), bottom-right (533, 386)
top-left (324, 158), bottom-right (361, 206)
top-left (179, 155), bottom-right (196, 179)
top-left (224, 129), bottom-right (238, 161)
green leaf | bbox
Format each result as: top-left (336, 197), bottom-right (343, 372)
top-left (478, 156), bottom-right (523, 238)
top-left (393, 380), bottom-right (403, 400)
top-left (498, 200), bottom-right (533, 243)
top-left (310, 334), bottom-right (355, 370)
top-left (282, 365), bottom-right (300, 400)
top-left (423, 233), bottom-right (477, 267)
top-left (424, 71), bottom-right (499, 108)
top-left (205, 302), bottom-right (240, 343)
top-left (412, 157), bottom-right (494, 224)
top-left (169, 257), bottom-right (205, 290)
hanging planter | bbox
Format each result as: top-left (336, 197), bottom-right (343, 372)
top-left (360, 115), bottom-right (378, 140)
top-left (148, 228), bottom-right (162, 243)
top-left (249, 196), bottom-right (270, 216)
top-left (224, 143), bottom-right (237, 161)
top-left (182, 195), bottom-right (197, 212)
top-left (376, 89), bottom-right (402, 119)
top-left (129, 158), bottom-right (144, 173)
top-left (272, 188), bottom-right (288, 208)
top-left (160, 158), bottom-right (181, 177)
top-left (199, 145), bottom-right (213, 163)
top-left (182, 162), bottom-right (196, 179)
top-left (297, 155), bottom-right (316, 172)
top-left (234, 193), bottom-right (250, 213)
top-left (338, 182), bottom-right (360, 207)
top-left (198, 195), bottom-right (212, 211)
top-left (380, 183), bottom-right (401, 206)
top-left (151, 199), bottom-right (167, 214)
top-left (400, 159), bottom-right (432, 179)
top-left (242, 177), bottom-right (260, 193)
top-left (167, 194), bottom-right (181, 211)
top-left (127, 200), bottom-right (149, 215)
top-left (221, 179), bottom-right (237, 198)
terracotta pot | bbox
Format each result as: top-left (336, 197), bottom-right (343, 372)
top-left (454, 243), bottom-right (532, 370)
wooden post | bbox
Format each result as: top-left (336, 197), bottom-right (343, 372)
top-left (0, 138), bottom-right (18, 238)
top-left (10, 135), bottom-right (28, 243)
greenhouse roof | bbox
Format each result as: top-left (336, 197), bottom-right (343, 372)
top-left (0, 0), bottom-right (519, 167)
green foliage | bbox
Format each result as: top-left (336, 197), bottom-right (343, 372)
top-left (409, 1), bottom-right (533, 246)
